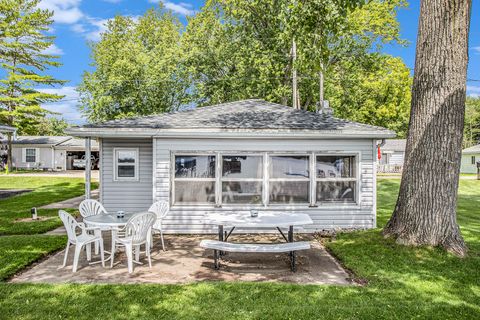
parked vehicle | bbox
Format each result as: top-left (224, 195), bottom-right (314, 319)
top-left (73, 155), bottom-right (99, 170)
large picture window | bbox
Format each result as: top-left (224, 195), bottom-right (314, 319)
top-left (316, 155), bottom-right (356, 203)
top-left (269, 155), bottom-right (310, 204)
top-left (114, 148), bottom-right (138, 181)
top-left (221, 155), bottom-right (263, 204)
top-left (171, 152), bottom-right (358, 206)
top-left (174, 155), bottom-right (216, 204)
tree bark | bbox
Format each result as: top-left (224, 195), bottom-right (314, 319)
top-left (383, 0), bottom-right (471, 257)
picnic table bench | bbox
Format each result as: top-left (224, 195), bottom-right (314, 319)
top-left (202, 212), bottom-right (313, 272)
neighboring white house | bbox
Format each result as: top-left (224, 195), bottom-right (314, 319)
top-left (67, 99), bottom-right (395, 233)
top-left (6, 136), bottom-right (99, 171)
top-left (377, 139), bottom-right (406, 173)
top-left (461, 144), bottom-right (480, 174)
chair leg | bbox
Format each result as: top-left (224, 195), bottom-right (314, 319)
top-left (99, 240), bottom-right (105, 268)
top-left (110, 231), bottom-right (116, 268)
top-left (94, 229), bottom-right (101, 254)
top-left (73, 244), bottom-right (82, 273)
top-left (125, 244), bottom-right (133, 273)
top-left (86, 243), bottom-right (92, 261)
top-left (135, 245), bottom-right (140, 262)
top-left (146, 243), bottom-right (152, 268)
top-left (160, 229), bottom-right (165, 251)
top-left (150, 232), bottom-right (154, 249)
top-left (62, 243), bottom-right (70, 268)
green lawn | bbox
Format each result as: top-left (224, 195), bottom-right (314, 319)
top-left (0, 177), bottom-right (97, 235)
top-left (0, 178), bottom-right (479, 319)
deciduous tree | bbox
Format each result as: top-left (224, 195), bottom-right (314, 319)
top-left (383, 0), bottom-right (472, 257)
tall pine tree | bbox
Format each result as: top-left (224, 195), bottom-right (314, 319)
top-left (0, 0), bottom-right (65, 169)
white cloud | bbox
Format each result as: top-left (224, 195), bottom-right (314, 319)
top-left (467, 85), bottom-right (480, 98)
top-left (84, 18), bottom-right (109, 41)
top-left (149, 1), bottom-right (195, 16)
top-left (41, 43), bottom-right (64, 55)
top-left (37, 86), bottom-right (85, 123)
top-left (38, 0), bottom-right (84, 24)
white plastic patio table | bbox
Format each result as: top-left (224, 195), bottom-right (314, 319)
top-left (204, 211), bottom-right (313, 243)
top-left (83, 212), bottom-right (142, 264)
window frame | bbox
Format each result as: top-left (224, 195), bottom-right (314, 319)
top-left (24, 148), bottom-right (37, 163)
top-left (314, 152), bottom-right (360, 205)
top-left (220, 153), bottom-right (265, 207)
top-left (170, 151), bottom-right (361, 208)
top-left (267, 153), bottom-right (311, 206)
top-left (171, 153), bottom-right (217, 206)
top-left (472, 156), bottom-right (476, 165)
top-left (113, 148), bottom-right (139, 182)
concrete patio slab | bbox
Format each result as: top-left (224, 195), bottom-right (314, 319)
top-left (10, 234), bottom-right (352, 285)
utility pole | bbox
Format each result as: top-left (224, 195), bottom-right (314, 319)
top-left (292, 39), bottom-right (298, 109)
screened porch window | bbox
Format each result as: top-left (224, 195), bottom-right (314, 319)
top-left (316, 155), bottom-right (356, 203)
top-left (174, 155), bottom-right (216, 204)
top-left (269, 155), bottom-right (310, 204)
top-left (221, 155), bottom-right (263, 204)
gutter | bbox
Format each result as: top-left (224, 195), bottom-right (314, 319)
top-left (66, 128), bottom-right (397, 140)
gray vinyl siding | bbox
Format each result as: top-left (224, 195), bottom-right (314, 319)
top-left (154, 138), bottom-right (377, 234)
top-left (11, 146), bottom-right (53, 169)
top-left (100, 138), bottom-right (153, 212)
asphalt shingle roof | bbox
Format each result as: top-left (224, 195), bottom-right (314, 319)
top-left (10, 136), bottom-right (71, 146)
top-left (463, 144), bottom-right (480, 154)
top-left (82, 99), bottom-right (394, 135)
top-left (382, 139), bottom-right (406, 152)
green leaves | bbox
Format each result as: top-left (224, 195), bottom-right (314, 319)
top-left (78, 8), bottom-right (188, 123)
top-left (0, 0), bottom-right (65, 134)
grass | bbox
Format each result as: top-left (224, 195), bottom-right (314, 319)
top-left (0, 235), bottom-right (66, 281)
top-left (0, 177), bottom-right (97, 235)
top-left (0, 178), bottom-right (479, 319)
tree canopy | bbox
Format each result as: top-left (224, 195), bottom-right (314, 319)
top-left (79, 0), bottom-right (412, 137)
top-left (78, 8), bottom-right (187, 122)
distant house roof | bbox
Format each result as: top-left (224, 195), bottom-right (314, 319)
top-left (463, 144), bottom-right (480, 154)
top-left (55, 137), bottom-right (99, 149)
top-left (10, 136), bottom-right (71, 146)
top-left (382, 139), bottom-right (406, 152)
top-left (0, 124), bottom-right (16, 133)
top-left (6, 136), bottom-right (99, 150)
top-left (67, 99), bottom-right (395, 139)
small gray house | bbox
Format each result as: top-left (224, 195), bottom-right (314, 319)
top-left (378, 139), bottom-right (406, 173)
top-left (67, 99), bottom-right (395, 233)
top-left (461, 144), bottom-right (480, 174)
top-left (6, 136), bottom-right (99, 171)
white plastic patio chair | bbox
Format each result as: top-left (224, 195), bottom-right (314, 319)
top-left (110, 212), bottom-right (156, 273)
top-left (79, 199), bottom-right (108, 254)
top-left (148, 200), bottom-right (169, 251)
top-left (59, 210), bottom-right (105, 272)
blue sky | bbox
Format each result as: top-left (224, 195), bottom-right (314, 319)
top-left (36, 0), bottom-right (480, 124)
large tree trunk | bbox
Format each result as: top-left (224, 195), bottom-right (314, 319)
top-left (383, 0), bottom-right (471, 257)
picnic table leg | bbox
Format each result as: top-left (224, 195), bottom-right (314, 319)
top-left (288, 225), bottom-right (295, 271)
top-left (218, 225), bottom-right (224, 256)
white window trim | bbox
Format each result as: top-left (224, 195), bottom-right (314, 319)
top-left (170, 151), bottom-right (361, 208)
top-left (171, 153), bottom-right (217, 206)
top-left (219, 154), bottom-right (264, 207)
top-left (315, 152), bottom-right (361, 205)
top-left (113, 148), bottom-right (139, 181)
top-left (22, 148), bottom-right (38, 163)
top-left (267, 154), bottom-right (311, 206)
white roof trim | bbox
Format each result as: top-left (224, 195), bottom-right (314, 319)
top-left (66, 127), bottom-right (396, 139)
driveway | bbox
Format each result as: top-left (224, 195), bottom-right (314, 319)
top-left (5, 170), bottom-right (99, 179)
